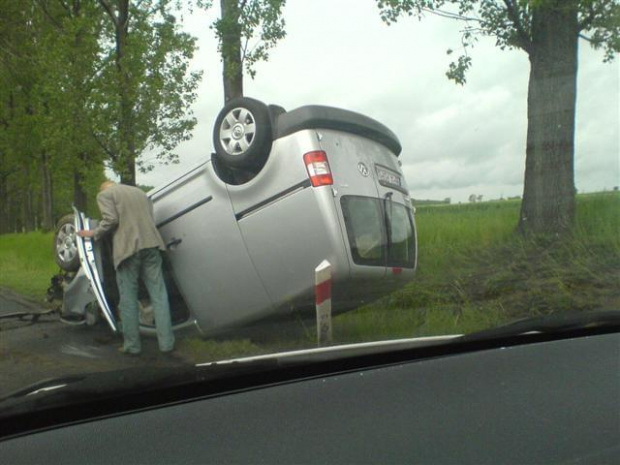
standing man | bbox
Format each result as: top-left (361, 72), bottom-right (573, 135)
top-left (78, 180), bottom-right (175, 355)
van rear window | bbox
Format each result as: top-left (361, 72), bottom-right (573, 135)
top-left (387, 201), bottom-right (416, 268)
top-left (341, 197), bottom-right (386, 266)
top-left (341, 196), bottom-right (415, 268)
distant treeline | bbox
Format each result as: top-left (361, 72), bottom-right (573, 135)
top-left (412, 198), bottom-right (452, 206)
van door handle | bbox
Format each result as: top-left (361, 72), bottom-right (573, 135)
top-left (166, 237), bottom-right (182, 250)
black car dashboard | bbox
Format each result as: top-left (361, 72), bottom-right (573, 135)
top-left (1, 331), bottom-right (619, 464)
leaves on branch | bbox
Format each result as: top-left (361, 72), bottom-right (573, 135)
top-left (212, 0), bottom-right (286, 82)
top-left (375, 0), bottom-right (618, 82)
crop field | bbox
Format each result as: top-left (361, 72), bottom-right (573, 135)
top-left (1, 192), bottom-right (618, 354)
top-left (334, 192), bottom-right (620, 341)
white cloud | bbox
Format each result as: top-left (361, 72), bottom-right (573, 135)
top-left (139, 0), bottom-right (619, 202)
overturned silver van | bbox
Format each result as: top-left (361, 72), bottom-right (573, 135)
top-left (55, 97), bottom-right (417, 336)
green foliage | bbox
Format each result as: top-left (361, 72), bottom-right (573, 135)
top-left (2, 193), bottom-right (616, 346)
top-left (0, 0), bottom-right (202, 230)
top-left (212, 0), bottom-right (287, 80)
top-left (335, 193), bottom-right (620, 341)
top-left (411, 197), bottom-right (451, 206)
top-left (180, 337), bottom-right (266, 363)
top-left (0, 1), bottom-right (105, 230)
top-left (0, 232), bottom-right (56, 298)
top-left (94, 0), bottom-right (202, 179)
top-left (376, 0), bottom-right (620, 84)
top-left (446, 54), bottom-right (472, 85)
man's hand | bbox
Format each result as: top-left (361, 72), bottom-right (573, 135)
top-left (77, 230), bottom-right (94, 238)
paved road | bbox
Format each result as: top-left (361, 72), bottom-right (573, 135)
top-left (0, 290), bottom-right (191, 397)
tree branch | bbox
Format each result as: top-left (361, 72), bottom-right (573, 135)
top-left (424, 7), bottom-right (481, 23)
top-left (58, 0), bottom-right (71, 14)
top-left (88, 126), bottom-right (116, 159)
top-left (86, 53), bottom-right (114, 83)
top-left (502, 0), bottom-right (533, 54)
top-left (241, 34), bottom-right (250, 63)
top-left (34, 0), bottom-right (65, 30)
top-left (578, 3), bottom-right (597, 31)
top-left (0, 166), bottom-right (20, 180)
top-left (578, 33), bottom-right (596, 44)
top-left (98, 0), bottom-right (119, 27)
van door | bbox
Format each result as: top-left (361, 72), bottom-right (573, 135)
top-left (318, 130), bottom-right (388, 277)
top-left (73, 207), bottom-right (118, 332)
top-left (150, 162), bottom-right (273, 333)
top-left (372, 163), bottom-right (418, 273)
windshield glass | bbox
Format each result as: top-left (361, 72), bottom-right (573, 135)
top-left (0, 0), bottom-right (618, 416)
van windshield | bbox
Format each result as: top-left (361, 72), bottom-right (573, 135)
top-left (341, 196), bottom-right (415, 268)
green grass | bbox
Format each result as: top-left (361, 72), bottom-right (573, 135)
top-left (414, 199), bottom-right (521, 275)
top-left (178, 338), bottom-right (267, 363)
top-left (0, 231), bottom-right (56, 299)
top-left (333, 192), bottom-right (620, 342)
top-left (1, 192), bottom-right (618, 354)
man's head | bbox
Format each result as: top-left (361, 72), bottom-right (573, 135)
top-left (100, 180), bottom-right (116, 192)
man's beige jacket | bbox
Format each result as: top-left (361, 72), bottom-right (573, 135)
top-left (93, 184), bottom-right (166, 269)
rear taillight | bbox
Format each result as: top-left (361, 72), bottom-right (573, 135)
top-left (303, 151), bottom-right (333, 187)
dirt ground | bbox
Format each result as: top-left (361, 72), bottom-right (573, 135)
top-left (0, 289), bottom-right (194, 398)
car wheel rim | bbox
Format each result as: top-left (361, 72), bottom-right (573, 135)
top-left (219, 107), bottom-right (256, 155)
top-left (56, 223), bottom-right (77, 264)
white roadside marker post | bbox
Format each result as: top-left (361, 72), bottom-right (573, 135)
top-left (315, 260), bottom-right (333, 346)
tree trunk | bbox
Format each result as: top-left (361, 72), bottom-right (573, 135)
top-left (119, 147), bottom-right (136, 186)
top-left (519, 1), bottom-right (579, 235)
top-left (0, 93), bottom-right (14, 233)
top-left (22, 177), bottom-right (34, 232)
top-left (0, 175), bottom-right (8, 234)
top-left (116, 0), bottom-right (136, 186)
top-left (41, 151), bottom-right (54, 231)
top-left (73, 165), bottom-right (87, 212)
top-left (220, 0), bottom-right (244, 102)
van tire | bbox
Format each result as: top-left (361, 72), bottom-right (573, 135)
top-left (54, 214), bottom-right (80, 272)
top-left (213, 97), bottom-right (272, 171)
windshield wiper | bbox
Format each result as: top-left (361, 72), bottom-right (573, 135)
top-left (459, 309), bottom-right (620, 343)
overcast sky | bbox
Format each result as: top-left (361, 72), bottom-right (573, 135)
top-left (137, 0), bottom-right (619, 203)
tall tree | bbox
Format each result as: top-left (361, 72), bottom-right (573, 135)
top-left (95, 0), bottom-right (201, 185)
top-left (0, 0), bottom-right (107, 231)
top-left (36, 0), bottom-right (107, 215)
top-left (0, 0), bottom-right (50, 231)
top-left (0, 0), bottom-right (200, 230)
top-left (213, 0), bottom-right (287, 101)
top-left (376, 0), bottom-right (619, 235)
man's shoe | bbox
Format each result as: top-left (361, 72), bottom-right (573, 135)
top-left (118, 346), bottom-right (141, 356)
top-left (159, 350), bottom-right (185, 363)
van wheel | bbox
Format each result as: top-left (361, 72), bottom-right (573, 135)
top-left (54, 214), bottom-right (80, 272)
top-left (213, 97), bottom-right (272, 171)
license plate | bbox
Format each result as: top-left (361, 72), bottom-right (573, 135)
top-left (375, 165), bottom-right (402, 188)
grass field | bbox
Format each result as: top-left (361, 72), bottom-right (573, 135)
top-left (1, 192), bottom-right (618, 353)
top-left (333, 192), bottom-right (620, 342)
top-left (0, 231), bottom-right (56, 300)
